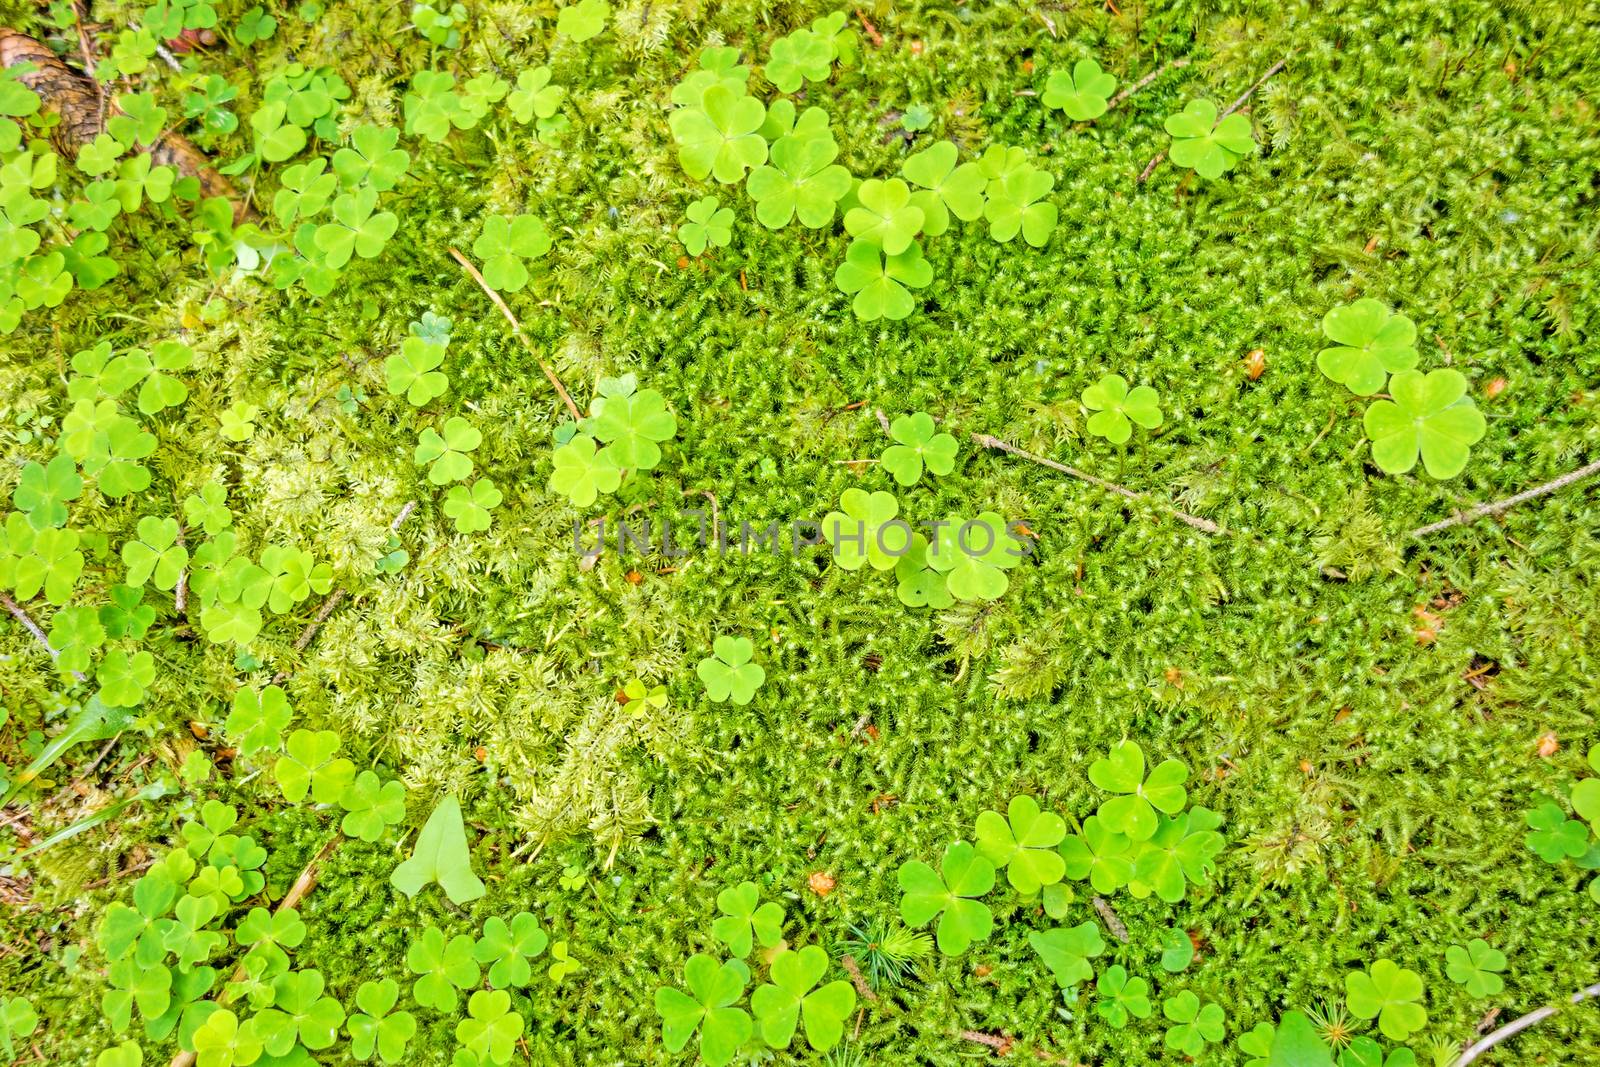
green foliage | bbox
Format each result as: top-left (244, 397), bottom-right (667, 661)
top-left (766, 28), bottom-right (834, 94)
top-left (833, 239), bottom-right (932, 321)
top-left (338, 770), bottom-right (406, 841)
top-left (746, 129), bottom-right (850, 230)
top-left (880, 412), bottom-right (957, 487)
top-left (1345, 959), bottom-right (1427, 1041)
top-left (900, 141), bottom-right (985, 236)
top-left (347, 978), bottom-right (417, 1063)
top-left (1043, 59), bottom-right (1117, 121)
top-left (442, 479), bottom-right (503, 534)
top-left (1093, 965), bottom-right (1150, 1028)
top-left (1443, 939), bottom-right (1506, 997)
top-left (471, 215), bottom-right (551, 293)
top-left (390, 794), bottom-right (486, 904)
top-left (274, 728), bottom-right (354, 804)
top-left (455, 989), bottom-right (523, 1064)
top-left (750, 944), bottom-right (856, 1051)
top-left (1363, 369), bottom-right (1486, 479)
top-left (556, 0), bottom-right (610, 42)
top-left (897, 840), bottom-right (995, 955)
top-left (974, 794), bottom-right (1067, 894)
top-left (413, 1), bottom-right (467, 48)
top-left (1163, 990), bottom-right (1227, 1055)
top-left (414, 416), bottom-right (482, 485)
top-left (1081, 374), bottom-right (1163, 443)
top-left (1088, 740), bottom-right (1188, 841)
top-left (474, 913), bottom-right (548, 988)
top-left (1317, 300), bottom-right (1419, 397)
top-left (669, 85), bottom-right (767, 183)
top-left (696, 636), bottom-right (766, 705)
top-left (678, 196), bottom-right (734, 255)
top-left (1029, 920), bottom-right (1104, 989)
top-left (1165, 99), bottom-right (1255, 179)
top-left (386, 336), bottom-right (449, 406)
top-left (406, 926), bottom-right (480, 1012)
top-left (709, 881), bottom-right (783, 958)
top-left (822, 488), bottom-right (908, 571)
top-left (655, 954), bottom-right (751, 1067)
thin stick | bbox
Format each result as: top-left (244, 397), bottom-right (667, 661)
top-left (448, 247), bottom-right (580, 421)
top-left (959, 1030), bottom-right (1013, 1054)
top-left (839, 954), bottom-right (878, 1002)
top-left (1106, 56), bottom-right (1191, 110)
top-left (1137, 56), bottom-right (1289, 182)
top-left (1091, 895), bottom-right (1129, 942)
top-left (970, 433), bottom-right (1225, 535)
top-left (1, 592), bottom-right (86, 682)
top-left (1453, 982), bottom-right (1600, 1066)
top-left (1410, 458), bottom-right (1600, 538)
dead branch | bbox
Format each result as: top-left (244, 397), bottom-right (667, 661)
top-left (1, 592), bottom-right (86, 682)
top-left (1106, 57), bottom-right (1192, 110)
top-left (1453, 982), bottom-right (1600, 1066)
top-left (448, 246), bottom-right (582, 421)
top-left (1410, 458), bottom-right (1600, 538)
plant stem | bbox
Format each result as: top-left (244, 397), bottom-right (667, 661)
top-left (1, 591), bottom-right (86, 682)
top-left (1106, 56), bottom-right (1192, 110)
top-left (1410, 458), bottom-right (1600, 538)
top-left (1453, 982), bottom-right (1600, 1066)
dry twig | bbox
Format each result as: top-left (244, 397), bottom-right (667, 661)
top-left (448, 247), bottom-right (582, 421)
top-left (1138, 56), bottom-right (1289, 182)
top-left (1410, 458), bottom-right (1600, 538)
top-left (1453, 982), bottom-right (1600, 1066)
top-left (1106, 57), bottom-right (1192, 110)
top-left (1, 592), bottom-right (86, 682)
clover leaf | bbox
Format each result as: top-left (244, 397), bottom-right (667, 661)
top-left (926, 512), bottom-right (1022, 602)
top-left (46, 605), bottom-right (103, 676)
top-left (348, 978), bottom-right (417, 1064)
top-left (332, 125), bottom-right (410, 192)
top-left (834, 238), bottom-right (932, 321)
top-left (251, 101), bottom-right (307, 162)
top-left (314, 187), bottom-right (399, 269)
top-left (444, 479), bottom-right (503, 534)
top-left (696, 635), bottom-right (766, 704)
top-left (272, 158), bottom-right (337, 226)
top-left (547, 940), bottom-right (581, 982)
top-left (984, 160), bottom-right (1057, 246)
top-left (97, 867), bottom-right (179, 964)
top-left (406, 927), bottom-right (480, 1012)
top-left (745, 132), bottom-right (850, 230)
top-left (1317, 299), bottom-right (1419, 396)
top-left (182, 482), bottom-right (231, 536)
top-left (1524, 800), bottom-right (1587, 862)
top-left (1082, 374), bottom-right (1163, 443)
top-left (975, 795), bottom-right (1067, 894)
top-left (253, 969), bottom-right (345, 1054)
top-left (822, 488), bottom-right (912, 571)
top-left (679, 195), bottom-right (734, 255)
top-left (1363, 368), bottom-right (1486, 479)
top-left (386, 336), bottom-right (448, 406)
top-left (475, 913), bottom-right (548, 988)
top-left (1088, 740), bottom-right (1188, 841)
top-left (237, 906), bottom-right (306, 965)
top-left (414, 416), bottom-right (482, 485)
top-left (844, 178), bottom-right (924, 255)
top-left (1043, 58), bottom-right (1117, 121)
top-left (673, 47), bottom-right (750, 109)
top-left (1094, 965), bottom-right (1151, 1028)
top-left (391, 793), bottom-right (487, 904)
top-left (1059, 814), bottom-right (1136, 894)
top-left (1345, 959), bottom-right (1427, 1041)
top-left (261, 545), bottom-right (333, 613)
top-left (122, 515), bottom-right (187, 590)
top-left (1573, 748), bottom-right (1600, 833)
top-left (669, 84), bottom-right (767, 184)
top-left (98, 648), bottom-right (155, 707)
top-left (218, 402), bottom-right (259, 442)
top-left (1158, 925), bottom-right (1195, 972)
top-left (897, 840), bottom-right (995, 955)
top-left (1340, 1036), bottom-right (1419, 1067)
top-left (508, 67), bottom-right (565, 127)
top-left (548, 435), bottom-right (621, 505)
top-left (894, 534), bottom-right (955, 609)
top-left (338, 770), bottom-right (406, 842)
top-left (226, 685), bottom-right (291, 757)
top-left (1, 515), bottom-right (84, 604)
top-left (1029, 920), bottom-right (1105, 989)
top-left (61, 398), bottom-right (156, 498)
top-left (404, 70), bottom-right (469, 142)
top-left (1444, 939), bottom-right (1506, 997)
top-left (655, 954), bottom-right (752, 1067)
top-left (767, 29), bottom-right (833, 93)
top-left (13, 453), bottom-right (81, 528)
top-left (273, 728), bottom-right (355, 804)
top-left (1165, 99), bottom-right (1255, 179)
top-left (710, 881), bottom-right (784, 958)
top-left (557, 0), bottom-right (609, 41)
top-left (456, 989), bottom-right (523, 1065)
top-left (0, 997), bottom-right (36, 1061)
top-left (881, 411), bottom-right (957, 487)
top-left (1129, 807), bottom-right (1225, 903)
top-left (192, 1009), bottom-right (260, 1067)
top-left (589, 386), bottom-right (676, 469)
top-left (95, 1039), bottom-right (141, 1067)
top-left (750, 944), bottom-right (856, 1052)
top-left (472, 214), bottom-right (551, 293)
top-left (900, 141), bottom-right (986, 236)
top-left (1163, 991), bottom-right (1226, 1055)
top-left (163, 894), bottom-right (225, 971)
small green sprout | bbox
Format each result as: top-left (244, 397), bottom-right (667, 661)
top-left (620, 677), bottom-right (668, 711)
top-left (750, 944), bottom-right (856, 1052)
top-left (414, 416), bottom-right (482, 485)
top-left (406, 927), bottom-right (481, 1012)
top-left (834, 239), bottom-right (932, 321)
top-left (274, 728), bottom-right (354, 804)
top-left (547, 940), bottom-right (580, 982)
top-left (672, 47), bottom-right (750, 109)
top-left (1163, 991), bottom-right (1227, 1055)
top-left (261, 545), bottom-right (332, 612)
top-left (475, 913), bottom-right (548, 988)
top-left (710, 881), bottom-right (784, 958)
top-left (896, 840), bottom-right (995, 955)
top-left (404, 70), bottom-right (469, 143)
top-left (1317, 299), bottom-right (1419, 396)
top-left (386, 336), bottom-right (448, 406)
top-left (1088, 740), bottom-right (1188, 841)
top-left (679, 195), bottom-right (734, 255)
top-left (900, 103), bottom-right (933, 131)
top-left (1094, 965), bottom-right (1151, 1028)
top-left (1444, 939), bottom-right (1506, 997)
top-left (984, 163), bottom-right (1056, 246)
top-left (122, 516), bottom-right (186, 590)
top-left (236, 6), bottom-right (277, 44)
top-left (1363, 369), bottom-right (1485, 479)
top-left (391, 793), bottom-right (486, 905)
top-left (1523, 801), bottom-right (1587, 862)
top-left (1165, 99), bottom-right (1255, 179)
top-left (97, 648), bottom-right (154, 707)
top-left (471, 214), bottom-right (551, 293)
top-left (1158, 925), bottom-right (1194, 972)
top-left (1028, 920), bottom-right (1104, 989)
top-left (272, 158), bottom-right (337, 226)
top-left (880, 411), bottom-right (957, 486)
top-left (508, 67), bottom-right (565, 131)
top-left (974, 795), bottom-right (1067, 894)
top-left (1129, 807), bottom-right (1225, 903)
top-left (556, 0), bottom-right (610, 42)
top-left (1042, 58), bottom-right (1117, 121)
top-left (1345, 959), bottom-right (1427, 1041)
top-left (251, 102), bottom-right (307, 162)
top-left (1081, 373), bottom-right (1163, 443)
top-left (837, 921), bottom-right (931, 990)
top-left (822, 488), bottom-right (909, 571)
top-left (670, 84), bottom-right (768, 184)
top-left (413, 1), bottom-right (466, 47)
top-left (1, 516), bottom-right (85, 604)
top-left (338, 770), bottom-right (407, 841)
top-left (192, 1009), bottom-right (260, 1067)
top-left (900, 141), bottom-right (985, 237)
top-left (443, 479), bottom-right (503, 534)
top-left (745, 133), bottom-right (850, 230)
top-left (13, 453), bottom-right (82, 528)
top-left (766, 28), bottom-right (834, 93)
top-left (46, 606), bottom-right (103, 676)
top-left (548, 436), bottom-right (621, 505)
top-left (218, 402), bottom-right (259, 442)
top-left (456, 989), bottom-right (524, 1065)
top-left (655, 954), bottom-right (752, 1067)
top-left (332, 125), bottom-right (411, 191)
top-left (347, 978), bottom-right (417, 1064)
top-left (926, 513), bottom-right (1021, 602)
top-left (843, 178), bottom-right (924, 255)
top-left (696, 636), bottom-right (766, 705)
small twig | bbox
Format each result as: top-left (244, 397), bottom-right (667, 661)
top-left (388, 499), bottom-right (418, 533)
top-left (959, 1030), bottom-right (1014, 1055)
top-left (173, 519), bottom-right (188, 618)
top-left (82, 855), bottom-right (156, 890)
top-left (1453, 982), bottom-right (1600, 1066)
top-left (447, 247), bottom-right (581, 421)
top-left (839, 954), bottom-right (878, 1002)
top-left (854, 9), bottom-right (883, 47)
top-left (1, 592), bottom-right (86, 682)
top-left (1410, 458), bottom-right (1600, 538)
top-left (1091, 895), bottom-right (1129, 943)
top-left (874, 407), bottom-right (892, 434)
top-left (970, 433), bottom-right (1225, 535)
top-left (1138, 55), bottom-right (1289, 183)
top-left (1106, 57), bottom-right (1192, 110)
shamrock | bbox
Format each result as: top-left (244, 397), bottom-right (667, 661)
top-left (1165, 98), bottom-right (1255, 179)
top-left (236, 906), bottom-right (307, 964)
top-left (332, 124), bottom-right (411, 191)
top-left (1574, 746), bottom-right (1600, 832)
top-left (46, 605), bottom-right (103, 676)
top-left (750, 944), bottom-right (856, 1052)
top-left (1339, 1036), bottom-right (1419, 1067)
top-left (901, 103), bottom-right (933, 131)
top-left (1317, 299), bottom-right (1419, 396)
top-left (926, 512), bottom-right (1022, 602)
top-left (881, 411), bottom-right (957, 486)
top-left (1, 517), bottom-right (84, 604)
top-left (251, 101), bottom-right (307, 162)
top-left (60, 398), bottom-right (156, 497)
top-left (834, 238), bottom-right (932, 321)
top-left (456, 989), bottom-right (524, 1065)
top-left (386, 336), bottom-right (449, 406)
top-left (822, 488), bottom-right (912, 571)
top-left (556, 0), bottom-right (609, 41)
top-left (472, 214), bottom-right (551, 293)
top-left (1081, 374), bottom-right (1163, 443)
top-left (95, 1040), bottom-right (141, 1067)
top-left (1088, 740), bottom-right (1188, 841)
top-left (1363, 369), bottom-right (1486, 479)
top-left (1029, 920), bottom-right (1105, 989)
top-left (407, 926), bottom-right (481, 1011)
top-left (844, 178), bottom-right (924, 255)
top-left (391, 793), bottom-right (487, 905)
top-left (184, 73), bottom-right (238, 134)
top-left (1159, 925), bottom-right (1195, 972)
top-left (1043, 58), bottom-right (1118, 121)
top-left (508, 67), bottom-right (565, 126)
top-left (1445, 939), bottom-right (1506, 997)
top-left (414, 416), bottom-right (482, 485)
top-left (108, 93), bottom-right (166, 147)
top-left (1095, 965), bottom-right (1151, 1028)
top-left (673, 47), bottom-right (750, 109)
top-left (261, 545), bottom-right (333, 612)
top-left (272, 157), bottom-right (337, 226)
top-left (975, 795), bottom-right (1067, 894)
top-left (182, 482), bottom-right (231, 535)
top-left (314, 187), bottom-right (400, 268)
top-left (475, 913), bottom-right (549, 988)
top-left (1129, 807), bottom-right (1225, 903)
top-left (900, 141), bottom-right (986, 237)
top-left (226, 685), bottom-right (292, 756)
top-left (710, 881), bottom-right (784, 958)
top-left (696, 635), bottom-right (767, 705)
top-left (237, 5), bottom-right (277, 43)
top-left (984, 163), bottom-right (1057, 246)
top-left (192, 1009), bottom-right (260, 1067)
top-left (547, 940), bottom-right (580, 982)
top-left (655, 954), bottom-right (752, 1067)
top-left (97, 868), bottom-right (179, 964)
top-left (894, 535), bottom-right (954, 609)
top-left (219, 402), bottom-right (259, 441)
top-left (69, 181), bottom-right (123, 231)
top-left (897, 840), bottom-right (995, 955)
top-left (1059, 815), bottom-right (1136, 893)
top-left (1524, 801), bottom-right (1588, 862)
top-left (115, 341), bottom-right (194, 415)
top-left (766, 29), bottom-right (833, 93)
top-left (669, 84), bottom-right (768, 183)
top-left (404, 70), bottom-right (467, 142)
top-left (811, 10), bottom-right (856, 66)
top-left (98, 648), bottom-right (155, 707)
top-left (164, 894), bottom-right (225, 970)
top-left (253, 969), bottom-right (346, 1054)
top-left (547, 435), bottom-right (621, 505)
top-left (339, 770), bottom-right (407, 841)
top-left (1345, 959), bottom-right (1428, 1041)
top-left (348, 978), bottom-right (417, 1064)
top-left (1163, 991), bottom-right (1227, 1055)
top-left (444, 479), bottom-right (503, 534)
top-left (758, 99), bottom-right (830, 142)
top-left (589, 386), bottom-right (677, 469)
top-left (180, 799), bottom-right (238, 858)
top-left (745, 133), bottom-right (851, 230)
top-left (679, 195), bottom-right (734, 255)
top-left (122, 515), bottom-right (187, 590)
top-left (12, 452), bottom-right (81, 528)
top-left (273, 728), bottom-right (355, 804)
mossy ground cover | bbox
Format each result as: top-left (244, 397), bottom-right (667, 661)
top-left (1, 0), bottom-right (1598, 1064)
